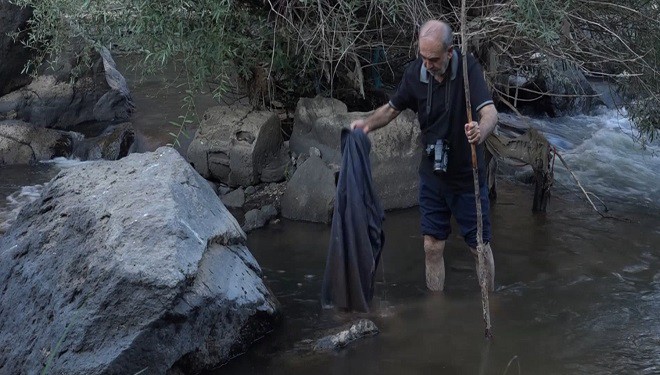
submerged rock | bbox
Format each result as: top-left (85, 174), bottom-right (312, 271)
top-left (243, 205), bottom-right (278, 232)
top-left (0, 147), bottom-right (279, 374)
top-left (313, 319), bottom-right (379, 352)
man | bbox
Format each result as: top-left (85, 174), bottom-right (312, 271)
top-left (351, 20), bottom-right (497, 292)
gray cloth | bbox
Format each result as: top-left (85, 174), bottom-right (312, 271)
top-left (321, 128), bottom-right (385, 312)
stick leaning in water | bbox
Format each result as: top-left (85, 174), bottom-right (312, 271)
top-left (461, 0), bottom-right (493, 340)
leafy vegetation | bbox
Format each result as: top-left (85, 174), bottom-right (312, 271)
top-left (8, 0), bottom-right (659, 141)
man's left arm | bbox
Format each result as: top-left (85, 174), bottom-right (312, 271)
top-left (465, 104), bottom-right (497, 145)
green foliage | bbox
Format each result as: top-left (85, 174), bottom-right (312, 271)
top-left (483, 0), bottom-right (659, 140)
top-left (9, 0), bottom-right (316, 145)
top-left (628, 97), bottom-right (660, 143)
top-left (167, 89), bottom-right (195, 149)
top-left (506, 0), bottom-right (571, 45)
top-left (8, 0), bottom-right (659, 141)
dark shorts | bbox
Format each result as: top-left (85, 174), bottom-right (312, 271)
top-left (419, 163), bottom-right (491, 248)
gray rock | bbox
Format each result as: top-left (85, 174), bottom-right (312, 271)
top-left (290, 97), bottom-right (348, 163)
top-left (244, 186), bottom-right (256, 195)
top-left (243, 209), bottom-right (265, 232)
top-left (313, 319), bottom-right (379, 352)
top-left (261, 204), bottom-right (278, 218)
top-left (589, 79), bottom-right (624, 109)
top-left (222, 188), bottom-right (246, 208)
top-left (0, 120), bottom-right (77, 165)
top-left (0, 147), bottom-right (279, 374)
top-left (93, 47), bottom-right (134, 121)
top-left (242, 205), bottom-right (277, 232)
top-left (260, 142), bottom-right (291, 183)
top-left (368, 110), bottom-right (422, 209)
top-left (71, 122), bottom-right (136, 161)
top-left (290, 96), bottom-right (421, 210)
top-left (281, 154), bottom-right (335, 223)
top-left (0, 70), bottom-right (132, 129)
top-left (242, 205), bottom-right (278, 232)
top-left (187, 106), bottom-right (282, 187)
top-left (93, 89), bottom-right (134, 124)
top-left (509, 57), bottom-right (604, 116)
top-left (217, 184), bottom-right (231, 196)
top-left (204, 180), bottom-right (218, 195)
top-left (309, 146), bottom-right (321, 158)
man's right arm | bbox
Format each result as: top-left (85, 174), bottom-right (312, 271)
top-left (350, 103), bottom-right (401, 134)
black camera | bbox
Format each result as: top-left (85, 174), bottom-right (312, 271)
top-left (425, 139), bottom-right (450, 174)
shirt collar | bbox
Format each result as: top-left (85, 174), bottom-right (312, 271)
top-left (419, 49), bottom-right (459, 84)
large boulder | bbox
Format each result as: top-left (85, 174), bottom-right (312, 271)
top-left (0, 1), bottom-right (33, 96)
top-left (187, 106), bottom-right (283, 187)
top-left (0, 72), bottom-right (130, 129)
top-left (0, 46), bottom-right (133, 129)
top-left (281, 154), bottom-right (336, 223)
top-left (0, 120), bottom-right (77, 165)
top-left (505, 57), bottom-right (604, 116)
top-left (0, 147), bottom-right (279, 374)
top-left (290, 96), bottom-right (422, 210)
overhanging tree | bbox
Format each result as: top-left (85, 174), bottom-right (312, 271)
top-left (8, 0), bottom-right (659, 142)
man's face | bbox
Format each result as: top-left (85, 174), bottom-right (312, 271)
top-left (419, 37), bottom-right (452, 79)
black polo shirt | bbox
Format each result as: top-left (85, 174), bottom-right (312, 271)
top-left (389, 49), bottom-right (493, 192)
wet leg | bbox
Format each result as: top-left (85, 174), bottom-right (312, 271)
top-left (424, 235), bottom-right (446, 292)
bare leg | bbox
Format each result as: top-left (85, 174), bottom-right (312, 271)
top-left (424, 235), bottom-right (446, 292)
top-left (470, 243), bottom-right (495, 292)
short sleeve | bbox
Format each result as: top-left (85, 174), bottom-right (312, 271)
top-left (388, 64), bottom-right (416, 112)
top-left (468, 58), bottom-right (493, 114)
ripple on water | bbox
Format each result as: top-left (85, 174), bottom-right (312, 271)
top-left (0, 185), bottom-right (44, 234)
top-left (40, 156), bottom-right (87, 168)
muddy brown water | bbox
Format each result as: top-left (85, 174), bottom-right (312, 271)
top-left (0, 61), bottom-right (658, 373)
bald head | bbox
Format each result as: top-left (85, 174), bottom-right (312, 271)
top-left (419, 20), bottom-right (453, 51)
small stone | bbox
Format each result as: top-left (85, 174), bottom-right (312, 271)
top-left (313, 319), bottom-right (379, 352)
top-left (309, 147), bottom-right (321, 158)
top-left (244, 186), bottom-right (256, 195)
top-left (260, 205), bottom-right (278, 219)
top-left (217, 184), bottom-right (231, 196)
top-left (221, 188), bottom-right (245, 208)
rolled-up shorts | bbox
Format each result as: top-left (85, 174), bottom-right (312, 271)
top-left (418, 162), bottom-right (491, 249)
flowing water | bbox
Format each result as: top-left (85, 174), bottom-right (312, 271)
top-left (0, 92), bottom-right (658, 375)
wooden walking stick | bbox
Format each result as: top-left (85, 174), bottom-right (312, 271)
top-left (460, 0), bottom-right (493, 339)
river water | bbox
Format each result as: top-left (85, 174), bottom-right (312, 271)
top-left (0, 82), bottom-right (658, 374)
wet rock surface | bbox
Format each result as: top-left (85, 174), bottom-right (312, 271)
top-left (0, 147), bottom-right (279, 374)
top-left (0, 120), bottom-right (77, 165)
top-left (71, 122), bottom-right (136, 161)
top-left (312, 319), bottom-right (379, 352)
